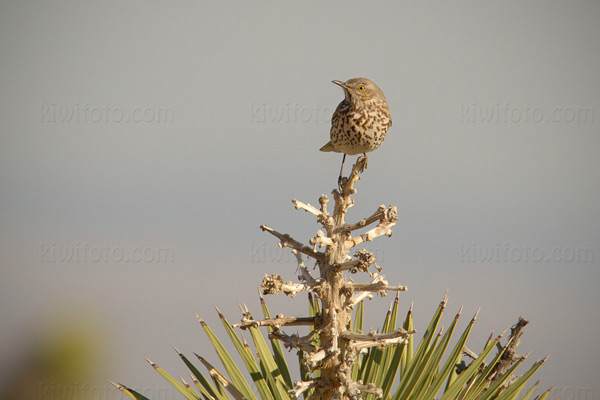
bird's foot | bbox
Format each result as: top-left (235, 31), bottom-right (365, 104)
top-left (357, 154), bottom-right (368, 173)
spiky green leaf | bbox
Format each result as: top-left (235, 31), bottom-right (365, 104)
top-left (197, 316), bottom-right (258, 400)
top-left (144, 358), bottom-right (200, 400)
top-left (216, 308), bottom-right (275, 400)
top-left (110, 382), bottom-right (152, 400)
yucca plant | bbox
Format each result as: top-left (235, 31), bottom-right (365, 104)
top-left (113, 156), bottom-right (548, 400)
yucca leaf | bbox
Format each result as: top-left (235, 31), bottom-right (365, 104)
top-left (197, 354), bottom-right (247, 400)
top-left (379, 293), bottom-right (401, 372)
top-left (307, 293), bottom-right (321, 381)
top-left (243, 337), bottom-right (256, 362)
top-left (259, 295), bottom-right (294, 388)
top-left (144, 357), bottom-right (201, 400)
top-left (536, 387), bottom-right (552, 400)
top-left (367, 294), bottom-right (402, 398)
top-left (411, 307), bottom-right (463, 400)
top-left (382, 302), bottom-right (394, 333)
top-left (388, 292), bottom-right (400, 333)
top-left (438, 330), bottom-right (502, 400)
top-left (517, 380), bottom-right (540, 400)
top-left (463, 350), bottom-right (525, 400)
top-left (196, 314), bottom-right (258, 400)
top-left (415, 294), bottom-right (448, 359)
top-left (380, 338), bottom-right (407, 399)
top-left (392, 296), bottom-right (447, 400)
top-left (181, 376), bottom-right (202, 399)
top-left (360, 344), bottom-right (383, 389)
top-left (360, 303), bottom-right (392, 389)
top-left (216, 307), bottom-right (275, 400)
top-left (461, 333), bottom-right (515, 400)
top-left (353, 298), bottom-right (364, 334)
top-left (445, 355), bottom-right (460, 393)
top-left (404, 294), bottom-right (447, 382)
top-left (188, 372), bottom-right (223, 400)
top-left (373, 299), bottom-right (398, 377)
top-left (257, 351), bottom-right (273, 394)
top-left (249, 325), bottom-right (292, 400)
top-left (110, 381), bottom-right (152, 400)
top-left (493, 357), bottom-right (548, 400)
top-left (350, 301), bottom-right (364, 382)
top-left (397, 326), bottom-right (443, 400)
top-left (410, 327), bottom-right (447, 400)
top-left (359, 348), bottom-right (375, 387)
top-left (381, 293), bottom-right (400, 371)
top-left (457, 374), bottom-right (478, 400)
top-left (422, 308), bottom-right (475, 400)
top-left (402, 303), bottom-right (414, 374)
top-left (173, 346), bottom-right (223, 400)
top-left (212, 374), bottom-right (227, 398)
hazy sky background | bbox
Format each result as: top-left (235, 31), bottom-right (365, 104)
top-left (1, 1), bottom-right (599, 399)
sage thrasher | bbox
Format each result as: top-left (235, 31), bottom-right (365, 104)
top-left (320, 78), bottom-right (392, 186)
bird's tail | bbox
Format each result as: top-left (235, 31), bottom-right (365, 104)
top-left (319, 141), bottom-right (336, 152)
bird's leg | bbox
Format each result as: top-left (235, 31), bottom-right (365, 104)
top-left (338, 154), bottom-right (347, 191)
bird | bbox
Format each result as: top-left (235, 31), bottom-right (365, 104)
top-left (320, 78), bottom-right (392, 187)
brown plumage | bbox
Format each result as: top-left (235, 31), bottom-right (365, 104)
top-left (320, 78), bottom-right (392, 184)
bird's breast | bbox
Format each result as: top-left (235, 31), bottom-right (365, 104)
top-left (329, 100), bottom-right (391, 155)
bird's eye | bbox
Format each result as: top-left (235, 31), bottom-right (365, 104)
top-left (358, 84), bottom-right (366, 91)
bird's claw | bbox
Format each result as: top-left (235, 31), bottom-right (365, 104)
top-left (358, 155), bottom-right (368, 173)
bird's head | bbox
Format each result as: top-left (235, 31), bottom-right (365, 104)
top-left (332, 78), bottom-right (386, 103)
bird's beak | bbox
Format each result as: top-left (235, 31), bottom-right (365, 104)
top-left (332, 80), bottom-right (347, 88)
